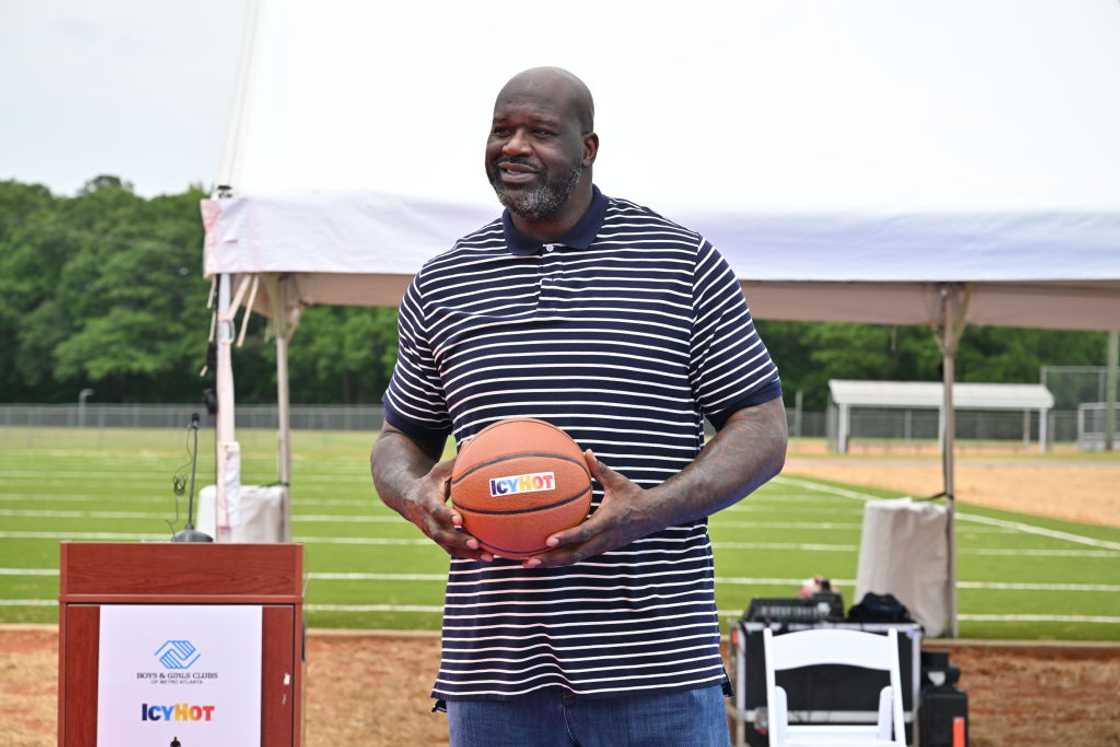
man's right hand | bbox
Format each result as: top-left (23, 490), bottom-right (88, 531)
top-left (400, 458), bottom-right (492, 561)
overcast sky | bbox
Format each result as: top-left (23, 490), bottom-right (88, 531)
top-left (1, 0), bottom-right (246, 197)
top-left (4, 0), bottom-right (1118, 209)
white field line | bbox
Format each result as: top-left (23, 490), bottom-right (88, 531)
top-left (0, 530), bottom-right (165, 541)
top-left (967, 548), bottom-right (1119, 558)
top-left (716, 576), bottom-right (1120, 593)
top-left (716, 520), bottom-right (861, 530)
top-left (0, 508), bottom-right (403, 523)
top-left (5, 567), bottom-right (1119, 593)
top-left (0, 508), bottom-right (186, 520)
top-left (0, 494), bottom-right (378, 509)
top-left (956, 614), bottom-right (1120, 624)
top-left (0, 470), bottom-right (371, 484)
top-left (0, 507), bottom-right (1006, 533)
top-left (714, 520), bottom-right (1009, 534)
top-left (774, 476), bottom-right (1120, 551)
top-left (0, 600), bottom-right (57, 607)
top-left (0, 531), bottom-right (428, 545)
top-left (719, 504), bottom-right (864, 515)
top-left (954, 512), bottom-right (1120, 552)
top-left (0, 530), bottom-right (1116, 558)
top-left (0, 506), bottom-right (1005, 534)
top-left (307, 604), bottom-right (443, 613)
top-left (5, 598), bottom-right (1120, 623)
top-left (308, 572), bottom-right (446, 581)
top-left (773, 476), bottom-right (885, 502)
top-left (0, 491), bottom-right (862, 509)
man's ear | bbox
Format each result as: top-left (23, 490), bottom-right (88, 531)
top-left (583, 132), bottom-right (599, 166)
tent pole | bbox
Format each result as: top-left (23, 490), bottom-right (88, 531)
top-left (942, 295), bottom-right (958, 639)
top-left (1106, 330), bottom-right (1118, 451)
top-left (276, 276), bottom-right (294, 542)
top-left (215, 272), bottom-right (238, 542)
top-left (937, 284), bottom-right (968, 638)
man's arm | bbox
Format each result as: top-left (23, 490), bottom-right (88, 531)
top-left (525, 396), bottom-right (788, 568)
top-left (370, 423), bottom-right (490, 561)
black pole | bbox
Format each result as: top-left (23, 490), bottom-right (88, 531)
top-left (173, 412), bottom-right (213, 542)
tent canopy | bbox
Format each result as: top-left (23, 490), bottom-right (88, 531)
top-left (202, 0), bottom-right (1120, 637)
top-left (204, 0), bottom-right (1120, 330)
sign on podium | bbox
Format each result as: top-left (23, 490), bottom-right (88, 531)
top-left (57, 542), bottom-right (303, 747)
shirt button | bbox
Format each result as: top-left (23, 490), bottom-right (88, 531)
top-left (544, 244), bottom-right (555, 253)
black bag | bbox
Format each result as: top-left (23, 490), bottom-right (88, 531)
top-left (847, 592), bottom-right (913, 622)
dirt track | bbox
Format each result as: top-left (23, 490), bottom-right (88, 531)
top-left (6, 627), bottom-right (1119, 747)
top-left (783, 445), bottom-right (1120, 527)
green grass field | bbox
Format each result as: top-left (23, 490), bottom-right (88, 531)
top-left (1, 427), bottom-right (1118, 640)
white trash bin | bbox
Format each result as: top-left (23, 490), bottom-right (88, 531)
top-left (855, 497), bottom-right (949, 637)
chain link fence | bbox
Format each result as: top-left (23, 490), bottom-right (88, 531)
top-left (0, 403), bottom-right (1081, 446)
top-left (1041, 365), bottom-right (1119, 410)
top-left (1, 404), bottom-right (826, 436)
top-left (830, 407), bottom-right (1078, 443)
top-left (0, 404), bottom-right (386, 431)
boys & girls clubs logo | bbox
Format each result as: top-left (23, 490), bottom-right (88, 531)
top-left (137, 639), bottom-right (218, 684)
top-left (134, 639), bottom-right (219, 728)
top-left (156, 640), bottom-right (200, 670)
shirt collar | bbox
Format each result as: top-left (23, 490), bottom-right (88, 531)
top-left (502, 185), bottom-right (608, 256)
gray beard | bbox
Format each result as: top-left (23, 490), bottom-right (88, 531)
top-left (492, 163), bottom-right (584, 222)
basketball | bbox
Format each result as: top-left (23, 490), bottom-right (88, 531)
top-left (450, 418), bottom-right (593, 559)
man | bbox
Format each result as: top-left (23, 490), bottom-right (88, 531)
top-left (371, 67), bottom-right (787, 746)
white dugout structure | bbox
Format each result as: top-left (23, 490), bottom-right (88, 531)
top-left (827, 380), bottom-right (1055, 454)
top-left (202, 0), bottom-right (1120, 636)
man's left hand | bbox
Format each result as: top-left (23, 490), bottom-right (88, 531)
top-left (522, 449), bottom-right (660, 568)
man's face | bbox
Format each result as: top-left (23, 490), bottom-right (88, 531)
top-left (485, 92), bottom-right (587, 222)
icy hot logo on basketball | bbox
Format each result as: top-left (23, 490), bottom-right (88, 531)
top-left (488, 471), bottom-right (556, 497)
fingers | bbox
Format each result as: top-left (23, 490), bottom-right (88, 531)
top-left (428, 499), bottom-right (461, 528)
top-left (526, 512), bottom-right (613, 568)
top-left (420, 508), bottom-right (488, 560)
top-left (545, 512), bottom-right (600, 549)
top-left (583, 448), bottom-right (601, 479)
top-left (413, 460), bottom-right (491, 559)
top-left (523, 536), bottom-right (602, 568)
top-left (584, 448), bottom-right (623, 489)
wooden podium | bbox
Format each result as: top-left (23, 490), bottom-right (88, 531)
top-left (58, 542), bottom-right (304, 746)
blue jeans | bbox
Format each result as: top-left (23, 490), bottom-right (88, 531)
top-left (446, 685), bottom-right (731, 747)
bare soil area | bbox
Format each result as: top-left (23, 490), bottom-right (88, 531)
top-left (784, 451), bottom-right (1120, 528)
top-left (7, 627), bottom-right (1119, 746)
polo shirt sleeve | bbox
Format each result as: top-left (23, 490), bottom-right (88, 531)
top-left (689, 240), bottom-right (782, 430)
top-left (382, 272), bottom-right (453, 443)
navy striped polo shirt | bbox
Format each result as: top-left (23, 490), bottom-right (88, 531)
top-left (384, 185), bottom-right (781, 700)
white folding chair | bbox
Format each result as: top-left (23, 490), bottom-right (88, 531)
top-left (763, 627), bottom-right (907, 746)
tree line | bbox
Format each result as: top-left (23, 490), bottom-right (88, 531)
top-left (0, 177), bottom-right (1106, 410)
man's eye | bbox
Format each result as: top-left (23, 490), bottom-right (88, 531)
top-left (492, 127), bottom-right (510, 137)
top-left (534, 129), bottom-right (555, 137)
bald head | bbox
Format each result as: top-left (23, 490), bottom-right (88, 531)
top-left (486, 67), bottom-right (599, 230)
top-left (496, 67), bottom-right (595, 133)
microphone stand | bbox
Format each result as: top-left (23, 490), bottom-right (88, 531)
top-left (173, 413), bottom-right (213, 542)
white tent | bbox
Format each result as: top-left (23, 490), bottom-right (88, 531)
top-left (202, 0), bottom-right (1120, 636)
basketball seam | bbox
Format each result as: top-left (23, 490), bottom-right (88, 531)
top-left (450, 451), bottom-right (590, 486)
top-left (453, 487), bottom-right (591, 516)
top-left (456, 418), bottom-right (564, 461)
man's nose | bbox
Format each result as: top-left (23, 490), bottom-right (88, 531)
top-left (501, 128), bottom-right (531, 156)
